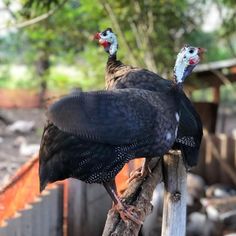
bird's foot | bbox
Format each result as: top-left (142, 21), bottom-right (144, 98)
top-left (128, 164), bottom-right (152, 183)
top-left (114, 201), bottom-right (143, 225)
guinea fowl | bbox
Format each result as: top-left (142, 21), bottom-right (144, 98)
top-left (95, 28), bottom-right (204, 176)
top-left (39, 45), bottom-right (202, 224)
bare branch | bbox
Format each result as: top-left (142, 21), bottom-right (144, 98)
top-left (0, 0), bottom-right (67, 32)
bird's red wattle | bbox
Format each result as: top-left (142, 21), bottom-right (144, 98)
top-left (100, 41), bottom-right (110, 48)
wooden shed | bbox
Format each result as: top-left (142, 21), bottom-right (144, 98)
top-left (187, 58), bottom-right (236, 133)
top-left (186, 58), bottom-right (236, 185)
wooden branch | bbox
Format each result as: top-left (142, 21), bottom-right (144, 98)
top-left (0, 0), bottom-right (67, 31)
top-left (161, 153), bottom-right (187, 236)
top-left (102, 159), bottom-right (162, 236)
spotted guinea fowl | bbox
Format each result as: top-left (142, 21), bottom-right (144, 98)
top-left (95, 28), bottom-right (204, 171)
top-left (39, 45), bottom-right (202, 224)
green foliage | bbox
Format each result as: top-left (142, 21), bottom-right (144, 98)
top-left (0, 0), bottom-right (235, 97)
top-left (192, 88), bottom-right (214, 102)
top-left (220, 84), bottom-right (236, 105)
top-left (185, 30), bottom-right (232, 61)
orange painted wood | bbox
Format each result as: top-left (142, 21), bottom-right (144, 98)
top-left (0, 155), bottom-right (64, 226)
top-left (0, 155), bottom-right (40, 225)
top-left (0, 151), bottom-right (142, 226)
top-left (0, 89), bottom-right (63, 108)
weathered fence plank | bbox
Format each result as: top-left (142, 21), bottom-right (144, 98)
top-left (49, 185), bottom-right (64, 236)
top-left (40, 190), bottom-right (51, 236)
top-left (31, 197), bottom-right (43, 236)
top-left (67, 179), bottom-right (111, 236)
top-left (19, 204), bottom-right (33, 236)
top-left (0, 221), bottom-right (8, 236)
top-left (0, 184), bottom-right (64, 236)
top-left (193, 134), bottom-right (236, 186)
top-left (5, 212), bottom-right (21, 236)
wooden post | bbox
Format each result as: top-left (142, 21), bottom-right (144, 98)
top-left (161, 151), bottom-right (187, 236)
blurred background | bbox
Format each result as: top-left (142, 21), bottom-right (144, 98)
top-left (0, 0), bottom-right (236, 236)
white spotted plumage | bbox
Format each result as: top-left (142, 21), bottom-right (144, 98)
top-left (166, 132), bottom-right (172, 140)
top-left (175, 112), bottom-right (180, 122)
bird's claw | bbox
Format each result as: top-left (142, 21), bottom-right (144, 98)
top-left (115, 202), bottom-right (143, 225)
top-left (127, 165), bottom-right (152, 183)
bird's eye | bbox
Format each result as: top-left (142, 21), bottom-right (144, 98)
top-left (102, 31), bottom-right (107, 36)
top-left (189, 49), bottom-right (194, 54)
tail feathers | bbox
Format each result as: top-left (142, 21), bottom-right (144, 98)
top-left (39, 165), bottom-right (49, 192)
top-left (181, 146), bottom-right (200, 168)
top-left (39, 180), bottom-right (48, 192)
top-left (39, 159), bottom-right (70, 193)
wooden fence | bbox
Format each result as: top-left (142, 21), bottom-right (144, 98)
top-left (193, 133), bottom-right (236, 185)
top-left (0, 134), bottom-right (235, 236)
top-left (0, 185), bottom-right (64, 236)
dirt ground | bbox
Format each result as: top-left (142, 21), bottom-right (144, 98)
top-left (0, 108), bottom-right (45, 189)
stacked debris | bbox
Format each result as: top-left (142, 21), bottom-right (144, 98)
top-left (0, 109), bottom-right (44, 189)
top-left (141, 173), bottom-right (236, 236)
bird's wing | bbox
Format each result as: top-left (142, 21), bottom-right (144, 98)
top-left (177, 92), bottom-right (203, 147)
top-left (47, 89), bottom-right (156, 145)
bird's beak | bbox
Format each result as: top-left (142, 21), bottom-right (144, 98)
top-left (94, 32), bottom-right (101, 40)
top-left (198, 47), bottom-right (207, 58)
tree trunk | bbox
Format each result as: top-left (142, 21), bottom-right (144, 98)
top-left (36, 50), bottom-right (50, 108)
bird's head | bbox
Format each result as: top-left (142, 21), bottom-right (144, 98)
top-left (174, 45), bottom-right (206, 84)
top-left (94, 28), bottom-right (118, 56)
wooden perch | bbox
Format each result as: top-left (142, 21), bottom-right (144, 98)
top-left (102, 159), bottom-right (162, 236)
top-left (161, 152), bottom-right (187, 236)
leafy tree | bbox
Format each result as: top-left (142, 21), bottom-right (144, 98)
top-left (0, 0), bottom-right (235, 98)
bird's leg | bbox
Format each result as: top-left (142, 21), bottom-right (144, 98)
top-left (103, 180), bottom-right (143, 225)
top-left (128, 158), bottom-right (152, 183)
